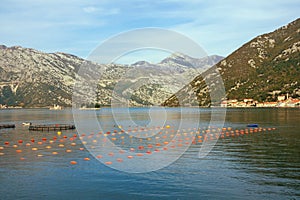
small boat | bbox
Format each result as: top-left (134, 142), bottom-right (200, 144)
top-left (247, 124), bottom-right (258, 128)
top-left (22, 122), bottom-right (32, 126)
top-left (49, 104), bottom-right (62, 110)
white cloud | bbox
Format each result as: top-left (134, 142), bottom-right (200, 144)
top-left (0, 0), bottom-right (299, 58)
top-left (162, 0), bottom-right (299, 56)
top-left (83, 6), bottom-right (98, 13)
top-left (83, 6), bottom-right (120, 15)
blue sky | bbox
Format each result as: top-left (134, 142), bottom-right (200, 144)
top-left (0, 0), bottom-right (299, 63)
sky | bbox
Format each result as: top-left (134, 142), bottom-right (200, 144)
top-left (0, 0), bottom-right (299, 64)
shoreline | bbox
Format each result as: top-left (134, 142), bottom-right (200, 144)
top-left (0, 106), bottom-right (299, 110)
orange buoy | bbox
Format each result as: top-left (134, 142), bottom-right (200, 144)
top-left (16, 149), bottom-right (22, 153)
top-left (42, 138), bottom-right (47, 141)
top-left (116, 158), bottom-right (123, 162)
top-left (52, 152), bottom-right (58, 155)
top-left (32, 147), bottom-right (38, 151)
top-left (70, 161), bottom-right (77, 165)
top-left (136, 153), bottom-right (143, 156)
top-left (96, 155), bottom-right (103, 159)
top-left (0, 146), bottom-right (3, 150)
top-left (79, 148), bottom-right (84, 151)
top-left (12, 144), bottom-right (18, 148)
top-left (0, 152), bottom-right (4, 156)
top-left (37, 141), bottom-right (43, 145)
top-left (20, 157), bottom-right (26, 161)
top-left (146, 150), bottom-right (152, 154)
top-left (119, 150), bottom-right (125, 154)
top-left (105, 161), bottom-right (112, 165)
top-left (83, 157), bottom-right (90, 161)
top-left (66, 149), bottom-right (72, 153)
top-left (26, 143), bottom-right (31, 146)
top-left (127, 155), bottom-right (133, 159)
top-left (108, 152), bottom-right (114, 156)
top-left (18, 140), bottom-right (23, 144)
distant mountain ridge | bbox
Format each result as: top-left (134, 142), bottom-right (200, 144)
top-left (0, 45), bottom-right (222, 107)
top-left (162, 18), bottom-right (300, 107)
top-left (160, 53), bottom-right (223, 69)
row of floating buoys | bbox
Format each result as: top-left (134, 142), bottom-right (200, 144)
top-left (76, 125), bottom-right (277, 165)
top-left (2, 127), bottom-right (276, 150)
top-left (0, 131), bottom-right (82, 160)
top-left (0, 126), bottom-right (277, 165)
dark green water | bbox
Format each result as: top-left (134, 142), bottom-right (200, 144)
top-left (0, 108), bottom-right (299, 199)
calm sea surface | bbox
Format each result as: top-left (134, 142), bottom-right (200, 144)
top-left (0, 108), bottom-right (299, 200)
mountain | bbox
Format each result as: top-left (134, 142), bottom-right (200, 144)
top-left (104, 54), bottom-right (223, 106)
top-left (0, 45), bottom-right (222, 107)
top-left (162, 18), bottom-right (300, 107)
top-left (160, 53), bottom-right (223, 70)
top-left (0, 45), bottom-right (84, 107)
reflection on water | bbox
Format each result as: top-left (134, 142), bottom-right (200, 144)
top-left (0, 108), bottom-right (299, 199)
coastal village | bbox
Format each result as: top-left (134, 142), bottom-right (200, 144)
top-left (1, 95), bottom-right (300, 109)
top-left (221, 94), bottom-right (300, 108)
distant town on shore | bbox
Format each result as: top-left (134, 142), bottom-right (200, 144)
top-left (221, 94), bottom-right (300, 108)
top-left (1, 94), bottom-right (299, 109)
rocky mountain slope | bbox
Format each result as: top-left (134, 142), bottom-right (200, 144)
top-left (0, 46), bottom-right (82, 107)
top-left (96, 53), bottom-right (222, 106)
top-left (0, 45), bottom-right (222, 107)
top-left (163, 18), bottom-right (300, 107)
